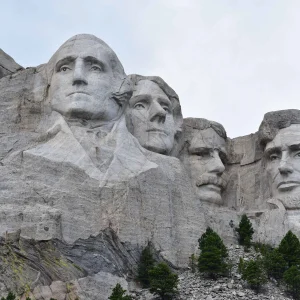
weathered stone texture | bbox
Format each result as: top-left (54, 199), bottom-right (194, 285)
top-left (1, 34), bottom-right (300, 299)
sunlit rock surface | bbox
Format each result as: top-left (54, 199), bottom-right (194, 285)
top-left (1, 37), bottom-right (300, 299)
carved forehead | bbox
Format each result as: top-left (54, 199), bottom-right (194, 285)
top-left (189, 128), bottom-right (226, 152)
top-left (46, 34), bottom-right (125, 82)
top-left (52, 36), bottom-right (112, 63)
top-left (265, 124), bottom-right (300, 151)
top-left (132, 80), bottom-right (169, 99)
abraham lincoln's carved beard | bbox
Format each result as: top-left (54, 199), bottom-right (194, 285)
top-left (276, 194), bottom-right (300, 210)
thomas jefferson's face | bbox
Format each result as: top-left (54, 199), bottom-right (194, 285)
top-left (49, 38), bottom-right (121, 121)
top-left (125, 80), bottom-right (176, 155)
top-left (186, 128), bottom-right (227, 204)
top-left (265, 124), bottom-right (300, 209)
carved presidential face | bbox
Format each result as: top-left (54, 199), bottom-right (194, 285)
top-left (265, 124), bottom-right (300, 209)
top-left (125, 80), bottom-right (176, 155)
top-left (186, 128), bottom-right (227, 204)
top-left (48, 37), bottom-right (122, 121)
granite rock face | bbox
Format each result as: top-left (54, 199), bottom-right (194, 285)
top-left (0, 49), bottom-right (23, 79)
top-left (1, 34), bottom-right (300, 299)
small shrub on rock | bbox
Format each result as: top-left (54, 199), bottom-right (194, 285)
top-left (109, 283), bottom-right (132, 300)
top-left (1, 292), bottom-right (16, 300)
top-left (241, 258), bottom-right (267, 293)
top-left (149, 262), bottom-right (179, 300)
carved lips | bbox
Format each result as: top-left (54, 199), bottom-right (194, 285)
top-left (67, 91), bottom-right (91, 96)
top-left (146, 128), bottom-right (168, 135)
top-left (277, 181), bottom-right (300, 191)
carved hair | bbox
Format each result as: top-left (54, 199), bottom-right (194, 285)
top-left (258, 109), bottom-right (300, 149)
top-left (126, 74), bottom-right (183, 136)
top-left (183, 117), bottom-right (227, 140)
top-left (46, 34), bottom-right (126, 84)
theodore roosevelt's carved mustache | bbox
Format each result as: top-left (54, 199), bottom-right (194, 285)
top-left (196, 174), bottom-right (227, 190)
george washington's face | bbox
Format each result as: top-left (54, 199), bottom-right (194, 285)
top-left (125, 80), bottom-right (176, 155)
top-left (49, 38), bottom-right (122, 121)
top-left (185, 128), bottom-right (227, 204)
top-left (264, 124), bottom-right (300, 209)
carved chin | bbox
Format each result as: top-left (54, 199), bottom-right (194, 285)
top-left (277, 195), bottom-right (300, 210)
top-left (143, 139), bottom-right (172, 155)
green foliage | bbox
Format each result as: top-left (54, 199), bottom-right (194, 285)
top-left (198, 227), bottom-right (227, 258)
top-left (283, 266), bottom-right (300, 299)
top-left (109, 283), bottom-right (132, 300)
top-left (198, 227), bottom-right (228, 279)
top-left (1, 292), bottom-right (16, 300)
top-left (238, 257), bottom-right (244, 274)
top-left (189, 254), bottom-right (197, 273)
top-left (198, 247), bottom-right (228, 279)
top-left (236, 214), bottom-right (254, 249)
top-left (253, 242), bottom-right (273, 256)
top-left (241, 258), bottom-right (267, 293)
top-left (264, 248), bottom-right (288, 281)
top-left (278, 231), bottom-right (300, 267)
top-left (137, 244), bottom-right (155, 288)
top-left (149, 262), bottom-right (179, 300)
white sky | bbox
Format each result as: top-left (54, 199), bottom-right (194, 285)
top-left (1, 0), bottom-right (300, 138)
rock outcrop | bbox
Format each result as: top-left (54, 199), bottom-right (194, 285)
top-left (1, 34), bottom-right (300, 299)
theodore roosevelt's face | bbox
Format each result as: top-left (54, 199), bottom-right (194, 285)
top-left (49, 39), bottom-right (121, 121)
top-left (125, 80), bottom-right (176, 155)
top-left (265, 124), bottom-right (300, 209)
top-left (186, 128), bottom-right (227, 204)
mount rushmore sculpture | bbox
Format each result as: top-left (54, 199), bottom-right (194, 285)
top-left (1, 33), bottom-right (300, 299)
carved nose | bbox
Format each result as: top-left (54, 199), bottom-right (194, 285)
top-left (278, 160), bottom-right (293, 174)
top-left (149, 101), bottom-right (166, 123)
top-left (72, 60), bottom-right (87, 86)
top-left (208, 151), bottom-right (225, 175)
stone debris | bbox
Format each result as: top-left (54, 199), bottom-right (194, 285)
top-left (133, 246), bottom-right (293, 300)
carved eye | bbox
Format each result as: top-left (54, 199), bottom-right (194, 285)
top-left (269, 154), bottom-right (280, 161)
top-left (134, 103), bottom-right (145, 110)
top-left (194, 150), bottom-right (210, 158)
top-left (91, 65), bottom-right (102, 71)
top-left (162, 106), bottom-right (170, 113)
top-left (60, 66), bottom-right (71, 72)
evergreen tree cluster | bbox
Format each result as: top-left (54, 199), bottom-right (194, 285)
top-left (110, 243), bottom-right (179, 300)
top-left (239, 229), bottom-right (300, 299)
top-left (137, 244), bottom-right (178, 300)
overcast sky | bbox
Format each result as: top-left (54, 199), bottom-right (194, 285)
top-left (1, 0), bottom-right (300, 138)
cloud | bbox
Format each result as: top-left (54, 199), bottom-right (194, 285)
top-left (1, 0), bottom-right (300, 137)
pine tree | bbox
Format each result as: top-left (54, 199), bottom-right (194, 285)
top-left (278, 230), bottom-right (300, 267)
top-left (148, 262), bottom-right (179, 300)
top-left (198, 227), bottom-right (227, 258)
top-left (198, 246), bottom-right (228, 279)
top-left (283, 266), bottom-right (300, 299)
top-left (264, 248), bottom-right (288, 281)
top-left (198, 227), bottom-right (228, 279)
top-left (137, 244), bottom-right (155, 287)
top-left (108, 283), bottom-right (132, 300)
top-left (236, 214), bottom-right (254, 249)
top-left (241, 258), bottom-right (267, 293)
